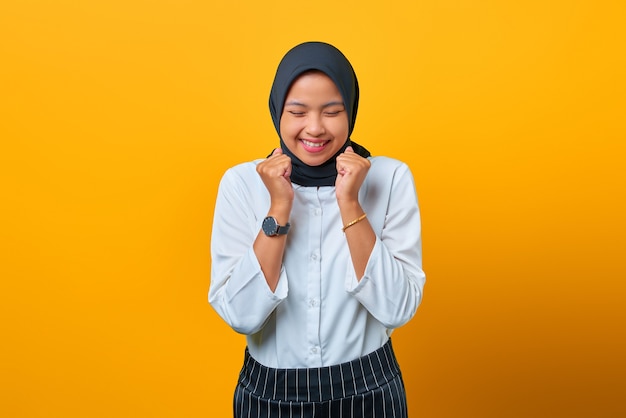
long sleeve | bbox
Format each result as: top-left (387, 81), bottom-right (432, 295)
top-left (346, 160), bottom-right (425, 329)
top-left (208, 163), bottom-right (288, 335)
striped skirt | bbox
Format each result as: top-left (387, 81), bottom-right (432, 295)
top-left (234, 339), bottom-right (408, 417)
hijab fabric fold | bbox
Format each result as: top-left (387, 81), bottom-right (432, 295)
top-left (268, 41), bottom-right (370, 187)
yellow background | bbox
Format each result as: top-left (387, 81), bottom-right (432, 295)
top-left (1, 0), bottom-right (625, 417)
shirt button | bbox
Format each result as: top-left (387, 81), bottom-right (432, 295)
top-left (311, 253), bottom-right (318, 260)
top-left (310, 347), bottom-right (318, 354)
top-left (309, 298), bottom-right (318, 307)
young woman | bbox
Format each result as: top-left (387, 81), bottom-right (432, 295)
top-left (209, 41), bottom-right (425, 418)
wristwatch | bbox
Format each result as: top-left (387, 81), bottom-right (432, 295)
top-left (262, 216), bottom-right (291, 237)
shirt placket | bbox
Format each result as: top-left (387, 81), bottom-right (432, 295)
top-left (306, 189), bottom-right (323, 366)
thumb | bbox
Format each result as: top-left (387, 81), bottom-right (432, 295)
top-left (272, 148), bottom-right (283, 156)
top-left (344, 146), bottom-right (354, 153)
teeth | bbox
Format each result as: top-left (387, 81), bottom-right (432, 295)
top-left (302, 139), bottom-right (326, 148)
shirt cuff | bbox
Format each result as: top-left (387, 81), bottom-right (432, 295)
top-left (344, 237), bottom-right (380, 294)
top-left (226, 246), bottom-right (288, 304)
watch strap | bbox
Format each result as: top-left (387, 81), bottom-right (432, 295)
top-left (276, 222), bottom-right (290, 235)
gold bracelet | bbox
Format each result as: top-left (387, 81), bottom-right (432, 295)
top-left (342, 213), bottom-right (367, 232)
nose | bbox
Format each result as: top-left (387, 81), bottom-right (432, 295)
top-left (305, 114), bottom-right (326, 137)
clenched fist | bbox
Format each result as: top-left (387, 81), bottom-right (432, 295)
top-left (256, 148), bottom-right (294, 212)
top-left (335, 146), bottom-right (371, 204)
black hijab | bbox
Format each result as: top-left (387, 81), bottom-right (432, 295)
top-left (268, 41), bottom-right (370, 187)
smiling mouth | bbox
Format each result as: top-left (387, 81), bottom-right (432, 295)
top-left (301, 139), bottom-right (329, 148)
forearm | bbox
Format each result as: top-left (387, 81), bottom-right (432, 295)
top-left (253, 203), bottom-right (291, 292)
top-left (339, 200), bottom-right (376, 280)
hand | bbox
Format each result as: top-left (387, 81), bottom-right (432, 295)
top-left (256, 148), bottom-right (294, 211)
top-left (335, 146), bottom-right (371, 205)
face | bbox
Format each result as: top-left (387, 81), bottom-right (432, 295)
top-left (280, 71), bottom-right (349, 166)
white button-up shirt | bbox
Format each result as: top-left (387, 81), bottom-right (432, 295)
top-left (209, 156), bottom-right (425, 368)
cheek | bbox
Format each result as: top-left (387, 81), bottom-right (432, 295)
top-left (280, 118), bottom-right (302, 140)
top-left (330, 117), bottom-right (350, 138)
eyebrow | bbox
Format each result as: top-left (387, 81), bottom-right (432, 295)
top-left (284, 100), bottom-right (345, 108)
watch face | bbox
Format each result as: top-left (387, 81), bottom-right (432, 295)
top-left (262, 217), bottom-right (278, 236)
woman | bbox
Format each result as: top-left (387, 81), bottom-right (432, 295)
top-left (209, 41), bottom-right (425, 417)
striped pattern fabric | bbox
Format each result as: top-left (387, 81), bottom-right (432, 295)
top-left (234, 339), bottom-right (408, 417)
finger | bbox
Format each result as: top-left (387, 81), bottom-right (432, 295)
top-left (336, 159), bottom-right (349, 175)
top-left (344, 146), bottom-right (354, 153)
top-left (283, 163), bottom-right (292, 179)
top-left (272, 148), bottom-right (283, 157)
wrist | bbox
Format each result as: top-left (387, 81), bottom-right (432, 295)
top-left (342, 213), bottom-right (367, 232)
top-left (268, 202), bottom-right (292, 225)
top-left (338, 200), bottom-right (362, 217)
